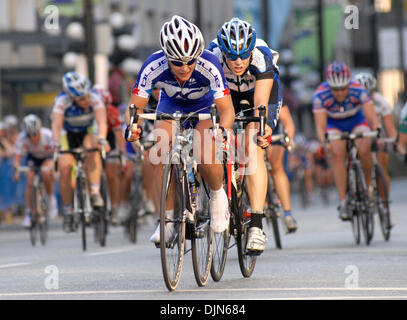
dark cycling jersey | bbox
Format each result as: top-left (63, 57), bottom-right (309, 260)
top-left (208, 38), bottom-right (282, 129)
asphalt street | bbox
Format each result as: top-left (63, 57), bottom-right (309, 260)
top-left (0, 178), bottom-right (406, 301)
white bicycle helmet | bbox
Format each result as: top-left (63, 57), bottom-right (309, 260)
top-left (62, 71), bottom-right (91, 99)
top-left (159, 15), bottom-right (204, 62)
top-left (23, 114), bottom-right (42, 137)
top-left (354, 72), bottom-right (377, 92)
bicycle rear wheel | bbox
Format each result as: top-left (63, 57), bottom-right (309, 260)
top-left (160, 158), bottom-right (186, 292)
top-left (210, 166), bottom-right (230, 282)
top-left (191, 180), bottom-right (213, 287)
top-left (374, 164), bottom-right (391, 241)
top-left (236, 181), bottom-right (256, 278)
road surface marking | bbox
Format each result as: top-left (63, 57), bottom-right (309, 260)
top-left (1, 287), bottom-right (407, 298)
top-left (0, 263), bottom-right (32, 270)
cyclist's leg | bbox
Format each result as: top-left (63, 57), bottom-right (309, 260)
top-left (267, 145), bottom-right (297, 231)
top-left (327, 127), bottom-right (347, 218)
top-left (376, 151), bottom-right (390, 196)
top-left (105, 152), bottom-right (121, 223)
top-left (353, 122), bottom-right (373, 186)
top-left (41, 159), bottom-right (58, 219)
top-left (83, 133), bottom-right (103, 207)
top-left (244, 122), bottom-right (268, 251)
top-left (23, 168), bottom-right (35, 228)
top-left (244, 122), bottom-right (267, 211)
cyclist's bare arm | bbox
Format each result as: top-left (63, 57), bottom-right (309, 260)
top-left (382, 114), bottom-right (398, 139)
top-left (313, 110), bottom-right (327, 144)
top-left (52, 113), bottom-right (64, 144)
top-left (213, 95), bottom-right (235, 129)
top-left (94, 107), bottom-right (108, 141)
top-left (279, 105), bottom-right (295, 141)
top-left (254, 78), bottom-right (274, 141)
top-left (254, 78), bottom-right (274, 116)
top-left (362, 101), bottom-right (379, 131)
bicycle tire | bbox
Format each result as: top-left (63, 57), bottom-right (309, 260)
top-left (210, 166), bottom-right (230, 282)
top-left (347, 166), bottom-right (361, 245)
top-left (374, 164), bottom-right (391, 241)
top-left (128, 214), bottom-right (137, 243)
top-left (191, 180), bottom-right (213, 287)
top-left (236, 181), bottom-right (256, 278)
top-left (265, 176), bottom-right (282, 249)
top-left (77, 175), bottom-right (87, 251)
top-left (355, 163), bottom-right (373, 245)
top-left (97, 175), bottom-right (109, 247)
top-left (39, 184), bottom-right (48, 246)
top-left (29, 185), bottom-right (38, 247)
top-left (160, 158), bottom-right (186, 292)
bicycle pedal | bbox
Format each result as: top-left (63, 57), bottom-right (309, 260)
top-left (246, 249), bottom-right (263, 257)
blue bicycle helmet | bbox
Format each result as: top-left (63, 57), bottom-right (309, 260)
top-left (62, 71), bottom-right (91, 99)
top-left (217, 18), bottom-right (256, 60)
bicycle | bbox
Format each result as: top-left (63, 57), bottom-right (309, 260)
top-left (210, 105), bottom-right (267, 281)
top-left (370, 137), bottom-right (395, 241)
top-left (326, 130), bottom-right (378, 245)
top-left (128, 104), bottom-right (215, 291)
top-left (55, 147), bottom-right (106, 251)
top-left (17, 166), bottom-right (51, 246)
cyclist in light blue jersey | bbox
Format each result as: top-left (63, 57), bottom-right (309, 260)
top-left (125, 16), bottom-right (237, 244)
top-left (52, 72), bottom-right (109, 232)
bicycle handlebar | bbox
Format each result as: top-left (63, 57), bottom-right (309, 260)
top-left (325, 130), bottom-right (379, 142)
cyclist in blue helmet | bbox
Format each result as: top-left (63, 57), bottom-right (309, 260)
top-left (208, 17), bottom-right (285, 254)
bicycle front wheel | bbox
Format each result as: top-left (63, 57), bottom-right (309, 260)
top-left (374, 164), bottom-right (391, 241)
top-left (210, 165), bottom-right (231, 282)
top-left (191, 184), bottom-right (213, 287)
top-left (265, 176), bottom-right (282, 249)
top-left (236, 182), bottom-right (256, 278)
top-left (355, 163), bottom-right (373, 245)
top-left (160, 158), bottom-right (186, 292)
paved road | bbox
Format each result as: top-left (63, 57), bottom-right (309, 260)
top-left (0, 178), bottom-right (406, 301)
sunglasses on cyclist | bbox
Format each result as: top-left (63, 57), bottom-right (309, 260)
top-left (224, 51), bottom-right (252, 61)
top-left (330, 86), bottom-right (348, 92)
top-left (169, 59), bottom-right (196, 67)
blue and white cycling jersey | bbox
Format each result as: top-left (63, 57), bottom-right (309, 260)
top-left (132, 50), bottom-right (230, 114)
top-left (207, 38), bottom-right (282, 129)
top-left (52, 90), bottom-right (104, 132)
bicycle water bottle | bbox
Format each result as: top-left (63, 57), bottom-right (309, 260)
top-left (187, 165), bottom-right (196, 202)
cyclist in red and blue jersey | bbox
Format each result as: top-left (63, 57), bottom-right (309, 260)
top-left (208, 18), bottom-right (284, 253)
top-left (313, 61), bottom-right (379, 221)
top-left (125, 16), bottom-right (235, 244)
